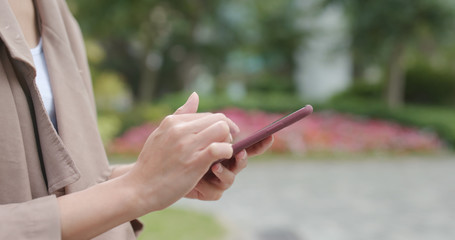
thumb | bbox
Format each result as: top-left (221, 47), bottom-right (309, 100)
top-left (174, 92), bottom-right (199, 114)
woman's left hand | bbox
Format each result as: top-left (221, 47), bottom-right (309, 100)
top-left (184, 135), bottom-right (273, 200)
top-left (110, 135), bottom-right (274, 200)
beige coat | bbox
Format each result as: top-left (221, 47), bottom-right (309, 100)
top-left (0, 0), bottom-right (141, 238)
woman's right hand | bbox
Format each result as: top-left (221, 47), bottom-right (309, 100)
top-left (124, 93), bottom-right (239, 213)
top-left (57, 93), bottom-right (240, 239)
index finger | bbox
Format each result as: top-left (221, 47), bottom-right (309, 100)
top-left (169, 113), bottom-right (240, 136)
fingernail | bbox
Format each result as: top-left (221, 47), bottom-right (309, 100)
top-left (238, 150), bottom-right (247, 160)
top-left (185, 92), bottom-right (197, 104)
top-left (216, 164), bottom-right (223, 173)
top-left (234, 125), bottom-right (240, 134)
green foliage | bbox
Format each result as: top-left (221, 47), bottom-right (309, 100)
top-left (97, 114), bottom-right (123, 145)
top-left (335, 81), bottom-right (384, 100)
top-left (138, 207), bottom-right (225, 240)
top-left (97, 104), bottom-right (171, 146)
top-left (93, 71), bottom-right (133, 112)
top-left (159, 91), bottom-right (305, 113)
top-left (119, 103), bottom-right (172, 133)
top-left (246, 74), bottom-right (295, 94)
top-left (67, 0), bottom-right (455, 149)
top-left (85, 39), bottom-right (105, 64)
top-left (68, 0), bottom-right (306, 101)
top-left (322, 0), bottom-right (455, 107)
top-left (323, 0), bottom-right (455, 62)
top-left (405, 64), bottom-right (455, 106)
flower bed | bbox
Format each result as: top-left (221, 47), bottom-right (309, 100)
top-left (108, 108), bottom-right (445, 156)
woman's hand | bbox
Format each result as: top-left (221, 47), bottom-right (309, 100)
top-left (184, 135), bottom-right (273, 200)
top-left (58, 93), bottom-right (273, 240)
top-left (124, 93), bottom-right (240, 212)
top-left (172, 93), bottom-right (274, 201)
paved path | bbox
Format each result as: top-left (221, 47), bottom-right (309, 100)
top-left (176, 156), bottom-right (455, 240)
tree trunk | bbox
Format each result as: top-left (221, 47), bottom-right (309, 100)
top-left (351, 49), bottom-right (364, 83)
top-left (138, 61), bottom-right (158, 103)
top-left (137, 19), bottom-right (160, 103)
top-left (385, 42), bottom-right (406, 109)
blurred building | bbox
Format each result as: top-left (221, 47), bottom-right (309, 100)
top-left (294, 1), bottom-right (352, 102)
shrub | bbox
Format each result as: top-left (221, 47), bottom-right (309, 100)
top-left (405, 64), bottom-right (455, 106)
top-left (97, 113), bottom-right (122, 145)
top-left (335, 81), bottom-right (384, 100)
top-left (118, 103), bottom-right (172, 134)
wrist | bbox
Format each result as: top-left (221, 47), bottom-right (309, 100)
top-left (58, 175), bottom-right (147, 239)
top-left (109, 163), bottom-right (134, 180)
top-left (119, 171), bottom-right (159, 216)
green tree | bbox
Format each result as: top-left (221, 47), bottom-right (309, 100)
top-left (216, 0), bottom-right (306, 93)
top-left (68, 0), bottom-right (307, 103)
top-left (322, 0), bottom-right (455, 108)
top-left (70, 0), bottom-right (227, 102)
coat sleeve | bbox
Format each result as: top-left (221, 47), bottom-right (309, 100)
top-left (0, 195), bottom-right (61, 240)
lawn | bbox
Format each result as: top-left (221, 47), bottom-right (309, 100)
top-left (138, 207), bottom-right (226, 240)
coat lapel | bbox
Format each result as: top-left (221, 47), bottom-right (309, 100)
top-left (36, 0), bottom-right (111, 190)
top-left (1, 0), bottom-right (81, 194)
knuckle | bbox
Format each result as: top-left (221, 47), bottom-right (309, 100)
top-left (226, 134), bottom-right (233, 143)
top-left (242, 159), bottom-right (248, 168)
top-left (162, 115), bottom-right (176, 126)
top-left (207, 143), bottom-right (218, 158)
top-left (237, 159), bottom-right (247, 170)
top-left (168, 125), bottom-right (180, 136)
top-left (217, 121), bottom-right (230, 134)
top-left (212, 192), bottom-right (223, 201)
top-left (207, 143), bottom-right (232, 159)
top-left (173, 124), bottom-right (185, 133)
top-left (224, 176), bottom-right (234, 187)
top-left (213, 113), bottom-right (226, 120)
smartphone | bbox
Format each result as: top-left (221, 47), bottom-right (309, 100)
top-left (214, 105), bottom-right (313, 165)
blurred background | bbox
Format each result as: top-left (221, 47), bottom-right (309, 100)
top-left (68, 0), bottom-right (455, 239)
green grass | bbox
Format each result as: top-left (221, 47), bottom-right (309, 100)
top-left (138, 207), bottom-right (226, 240)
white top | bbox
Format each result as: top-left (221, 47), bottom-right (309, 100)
top-left (30, 39), bottom-right (58, 129)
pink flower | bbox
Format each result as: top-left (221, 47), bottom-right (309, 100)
top-left (108, 108), bottom-right (445, 156)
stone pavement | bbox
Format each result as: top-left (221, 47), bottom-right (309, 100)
top-left (176, 156), bottom-right (455, 240)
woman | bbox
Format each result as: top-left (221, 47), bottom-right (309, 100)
top-left (0, 0), bottom-right (273, 239)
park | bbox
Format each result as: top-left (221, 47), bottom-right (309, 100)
top-left (68, 0), bottom-right (455, 239)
